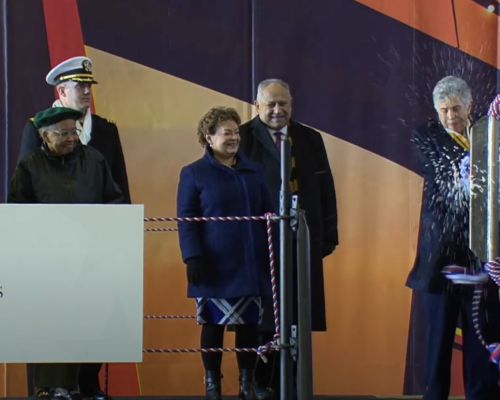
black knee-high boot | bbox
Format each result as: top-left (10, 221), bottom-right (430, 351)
top-left (201, 324), bottom-right (225, 399)
top-left (204, 370), bottom-right (222, 400)
top-left (235, 324), bottom-right (259, 400)
top-left (238, 369), bottom-right (257, 400)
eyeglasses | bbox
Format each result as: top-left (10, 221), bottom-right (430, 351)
top-left (51, 129), bottom-right (79, 138)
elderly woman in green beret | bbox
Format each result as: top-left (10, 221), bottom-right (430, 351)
top-left (9, 107), bottom-right (123, 206)
top-left (8, 107), bottom-right (124, 400)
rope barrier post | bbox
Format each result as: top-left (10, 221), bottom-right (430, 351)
top-left (279, 135), bottom-right (294, 400)
top-left (486, 115), bottom-right (499, 261)
top-left (296, 209), bottom-right (313, 400)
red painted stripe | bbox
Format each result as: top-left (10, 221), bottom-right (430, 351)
top-left (41, 0), bottom-right (85, 66)
top-left (450, 349), bottom-right (464, 396)
top-left (40, 1), bottom-right (140, 395)
top-left (41, 0), bottom-right (94, 113)
top-left (99, 363), bottom-right (141, 396)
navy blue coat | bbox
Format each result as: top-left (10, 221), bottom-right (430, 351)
top-left (176, 148), bottom-right (275, 299)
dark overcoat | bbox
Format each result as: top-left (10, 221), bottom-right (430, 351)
top-left (176, 148), bottom-right (275, 299)
top-left (406, 118), bottom-right (477, 293)
top-left (8, 144), bottom-right (124, 205)
top-left (238, 116), bottom-right (339, 332)
top-left (18, 114), bottom-right (131, 204)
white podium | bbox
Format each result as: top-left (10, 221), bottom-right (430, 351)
top-left (0, 204), bottom-right (144, 363)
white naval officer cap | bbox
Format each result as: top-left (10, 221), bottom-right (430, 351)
top-left (45, 56), bottom-right (98, 86)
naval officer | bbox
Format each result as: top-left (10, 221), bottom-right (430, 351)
top-left (18, 56), bottom-right (131, 205)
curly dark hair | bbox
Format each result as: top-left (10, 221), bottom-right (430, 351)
top-left (196, 106), bottom-right (241, 147)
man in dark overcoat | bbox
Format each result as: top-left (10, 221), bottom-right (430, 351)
top-left (238, 78), bottom-right (339, 399)
top-left (406, 76), bottom-right (500, 400)
top-left (18, 56), bottom-right (131, 400)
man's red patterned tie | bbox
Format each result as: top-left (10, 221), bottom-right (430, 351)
top-left (274, 131), bottom-right (282, 154)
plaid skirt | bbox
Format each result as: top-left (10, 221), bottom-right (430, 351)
top-left (196, 297), bottom-right (263, 325)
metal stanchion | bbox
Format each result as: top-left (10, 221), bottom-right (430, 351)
top-left (486, 116), bottom-right (499, 260)
top-left (279, 137), bottom-right (294, 400)
top-left (296, 209), bottom-right (313, 400)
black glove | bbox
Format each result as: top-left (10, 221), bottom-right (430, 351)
top-left (322, 242), bottom-right (337, 258)
top-left (186, 257), bottom-right (204, 286)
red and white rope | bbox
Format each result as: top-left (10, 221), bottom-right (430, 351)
top-left (487, 94), bottom-right (500, 120)
top-left (144, 215), bottom-right (271, 223)
top-left (443, 260), bottom-right (500, 369)
top-left (141, 212), bottom-right (281, 359)
top-left (472, 258), bottom-right (500, 367)
top-left (142, 346), bottom-right (274, 357)
top-left (471, 285), bottom-right (487, 348)
top-left (144, 315), bottom-right (195, 319)
top-left (469, 94), bottom-right (500, 368)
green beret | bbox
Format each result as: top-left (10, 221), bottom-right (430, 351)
top-left (33, 107), bottom-right (83, 129)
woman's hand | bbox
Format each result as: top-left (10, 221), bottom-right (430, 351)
top-left (442, 264), bottom-right (488, 284)
top-left (186, 257), bottom-right (204, 286)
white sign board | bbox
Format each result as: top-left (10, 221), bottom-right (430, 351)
top-left (0, 204), bottom-right (144, 363)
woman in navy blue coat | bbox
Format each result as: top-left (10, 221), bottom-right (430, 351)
top-left (176, 106), bottom-right (275, 400)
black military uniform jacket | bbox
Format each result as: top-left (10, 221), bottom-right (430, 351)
top-left (18, 114), bottom-right (131, 204)
top-left (8, 143), bottom-right (124, 204)
top-left (406, 118), bottom-right (477, 293)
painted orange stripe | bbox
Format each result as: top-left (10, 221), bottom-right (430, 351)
top-left (454, 0), bottom-right (499, 67)
top-left (41, 0), bottom-right (140, 396)
top-left (355, 0), bottom-right (499, 67)
top-left (354, 0), bottom-right (458, 47)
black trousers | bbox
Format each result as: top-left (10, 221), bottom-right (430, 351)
top-left (78, 363), bottom-right (102, 394)
top-left (34, 364), bottom-right (80, 389)
top-left (421, 283), bottom-right (500, 400)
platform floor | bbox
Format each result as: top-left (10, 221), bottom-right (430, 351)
top-left (4, 396), bottom-right (466, 400)
top-left (113, 397), bottom-right (462, 400)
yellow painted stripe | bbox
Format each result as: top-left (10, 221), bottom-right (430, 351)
top-left (456, 328), bottom-right (462, 336)
top-left (135, 362), bottom-right (142, 395)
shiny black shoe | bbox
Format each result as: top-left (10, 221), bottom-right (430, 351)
top-left (52, 388), bottom-right (69, 400)
top-left (238, 369), bottom-right (257, 400)
top-left (35, 389), bottom-right (52, 400)
top-left (69, 390), bottom-right (83, 400)
top-left (204, 370), bottom-right (222, 399)
top-left (255, 387), bottom-right (275, 400)
top-left (51, 388), bottom-right (82, 400)
top-left (82, 391), bottom-right (112, 400)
